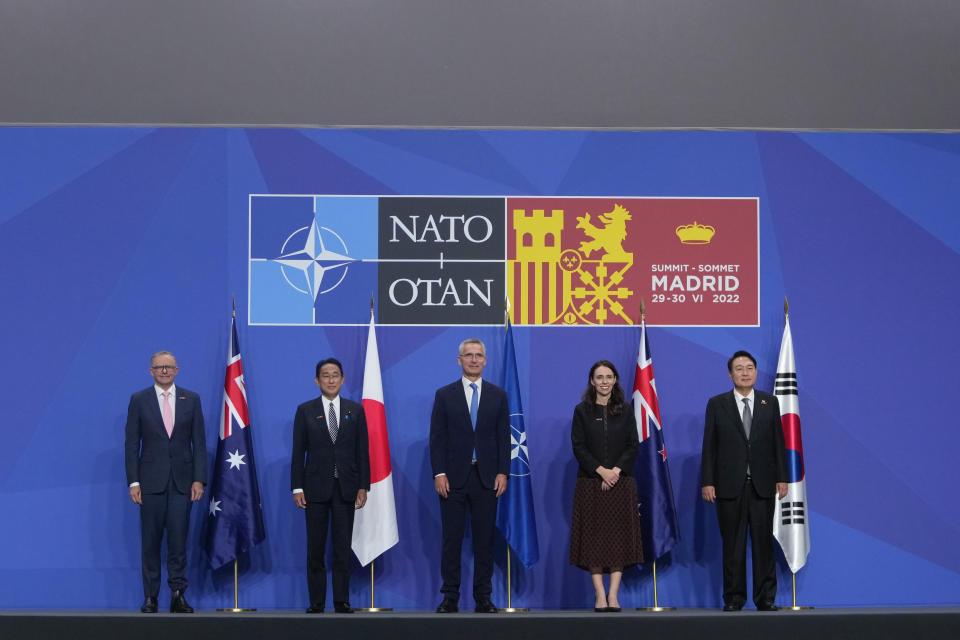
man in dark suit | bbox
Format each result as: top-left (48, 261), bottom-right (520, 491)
top-left (430, 338), bottom-right (510, 613)
top-left (701, 350), bottom-right (788, 611)
top-left (291, 357), bottom-right (370, 614)
top-left (125, 350), bottom-right (207, 613)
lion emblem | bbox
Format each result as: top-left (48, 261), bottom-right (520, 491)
top-left (576, 204), bottom-right (632, 262)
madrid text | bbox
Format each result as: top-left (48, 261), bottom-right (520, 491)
top-left (650, 264), bottom-right (741, 304)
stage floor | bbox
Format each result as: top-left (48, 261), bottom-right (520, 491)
top-left (3, 607), bottom-right (959, 640)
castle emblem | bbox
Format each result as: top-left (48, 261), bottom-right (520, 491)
top-left (508, 202), bottom-right (635, 325)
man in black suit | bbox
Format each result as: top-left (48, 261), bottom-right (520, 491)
top-left (125, 350), bottom-right (207, 613)
top-left (429, 338), bottom-right (510, 613)
top-left (291, 357), bottom-right (370, 614)
top-left (701, 350), bottom-right (788, 611)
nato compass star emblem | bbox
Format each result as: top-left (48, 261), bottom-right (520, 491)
top-left (272, 216), bottom-right (356, 300)
top-left (509, 414), bottom-right (531, 477)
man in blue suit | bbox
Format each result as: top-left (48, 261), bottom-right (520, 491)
top-left (291, 357), bottom-right (370, 614)
top-left (430, 338), bottom-right (510, 613)
top-left (125, 351), bottom-right (207, 613)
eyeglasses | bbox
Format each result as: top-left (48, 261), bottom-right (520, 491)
top-left (459, 352), bottom-right (485, 360)
top-left (151, 365), bottom-right (177, 372)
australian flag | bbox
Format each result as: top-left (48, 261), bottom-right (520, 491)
top-left (495, 318), bottom-right (540, 568)
top-left (632, 319), bottom-right (680, 560)
top-left (205, 316), bottom-right (266, 570)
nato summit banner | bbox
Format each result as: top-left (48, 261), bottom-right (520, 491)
top-left (2, 127), bottom-right (959, 611)
top-left (250, 195), bottom-right (757, 326)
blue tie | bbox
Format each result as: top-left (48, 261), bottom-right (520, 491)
top-left (469, 382), bottom-right (479, 429)
top-left (469, 382), bottom-right (479, 462)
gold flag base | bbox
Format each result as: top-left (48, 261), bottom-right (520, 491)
top-left (357, 559), bottom-right (395, 612)
top-left (783, 572), bottom-right (813, 610)
top-left (217, 560), bottom-right (256, 612)
top-left (501, 548), bottom-right (532, 613)
top-left (635, 559), bottom-right (675, 612)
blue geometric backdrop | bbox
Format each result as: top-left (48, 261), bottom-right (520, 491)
top-left (1, 128), bottom-right (958, 609)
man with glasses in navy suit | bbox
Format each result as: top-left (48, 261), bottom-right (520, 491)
top-left (125, 351), bottom-right (207, 613)
top-left (430, 338), bottom-right (510, 614)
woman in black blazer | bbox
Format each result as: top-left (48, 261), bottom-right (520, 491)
top-left (569, 360), bottom-right (644, 612)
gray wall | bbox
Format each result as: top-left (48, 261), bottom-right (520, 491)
top-left (1, 0), bottom-right (957, 129)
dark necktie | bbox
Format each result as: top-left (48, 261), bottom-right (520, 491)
top-left (741, 397), bottom-right (752, 439)
top-left (328, 402), bottom-right (339, 478)
top-left (742, 397), bottom-right (752, 476)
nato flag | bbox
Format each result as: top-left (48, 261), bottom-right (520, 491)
top-left (495, 319), bottom-right (540, 568)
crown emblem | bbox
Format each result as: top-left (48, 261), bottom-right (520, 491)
top-left (675, 221), bottom-right (715, 244)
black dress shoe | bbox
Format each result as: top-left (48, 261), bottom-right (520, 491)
top-left (436, 598), bottom-right (459, 613)
top-left (170, 590), bottom-right (194, 613)
top-left (305, 603), bottom-right (324, 613)
top-left (606, 606), bottom-right (621, 612)
top-left (474, 599), bottom-right (498, 613)
top-left (140, 596), bottom-right (158, 613)
top-left (334, 601), bottom-right (354, 614)
top-left (723, 603), bottom-right (743, 611)
top-left (757, 603), bottom-right (779, 611)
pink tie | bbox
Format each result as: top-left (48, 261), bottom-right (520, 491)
top-left (162, 391), bottom-right (174, 438)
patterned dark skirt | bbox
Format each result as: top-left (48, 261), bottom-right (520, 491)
top-left (569, 476), bottom-right (644, 573)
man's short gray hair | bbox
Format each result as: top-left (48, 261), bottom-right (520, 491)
top-left (150, 350), bottom-right (176, 365)
top-left (458, 338), bottom-right (485, 356)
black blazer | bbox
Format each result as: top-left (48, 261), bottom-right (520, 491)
top-left (571, 401), bottom-right (639, 478)
top-left (124, 386), bottom-right (207, 494)
top-left (700, 389), bottom-right (788, 499)
top-left (429, 379), bottom-right (510, 490)
top-left (291, 396), bottom-right (371, 502)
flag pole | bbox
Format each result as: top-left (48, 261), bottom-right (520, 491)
top-left (782, 572), bottom-right (813, 610)
top-left (215, 558), bottom-right (256, 612)
top-left (499, 546), bottom-right (528, 612)
top-left (634, 303), bottom-right (676, 612)
top-left (354, 295), bottom-right (394, 613)
top-left (781, 296), bottom-right (813, 611)
top-left (778, 297), bottom-right (813, 612)
top-left (780, 569), bottom-right (812, 610)
top-left (213, 298), bottom-right (257, 612)
top-left (355, 558), bottom-right (393, 612)
top-left (636, 559), bottom-right (673, 612)
top-left (498, 298), bottom-right (530, 613)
